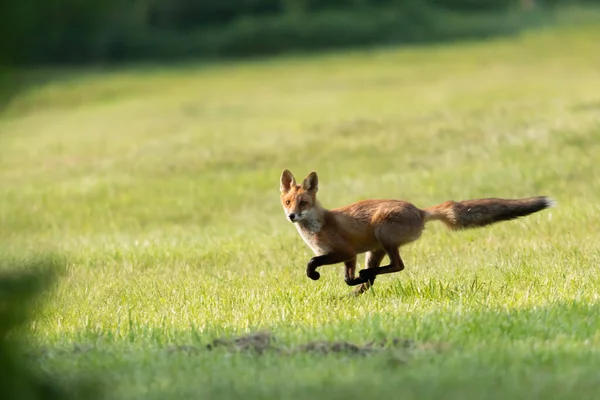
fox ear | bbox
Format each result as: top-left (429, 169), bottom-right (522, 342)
top-left (302, 171), bottom-right (318, 193)
top-left (280, 169), bottom-right (296, 193)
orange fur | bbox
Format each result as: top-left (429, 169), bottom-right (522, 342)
top-left (280, 169), bottom-right (554, 293)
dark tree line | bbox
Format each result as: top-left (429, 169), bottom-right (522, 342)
top-left (0, 0), bottom-right (596, 65)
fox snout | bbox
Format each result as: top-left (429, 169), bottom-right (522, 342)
top-left (288, 213), bottom-right (297, 222)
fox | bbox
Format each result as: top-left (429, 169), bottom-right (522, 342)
top-left (279, 169), bottom-right (554, 293)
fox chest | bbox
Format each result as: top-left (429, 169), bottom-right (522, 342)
top-left (295, 224), bottom-right (330, 256)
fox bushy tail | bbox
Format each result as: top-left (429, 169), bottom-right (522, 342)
top-left (423, 196), bottom-right (554, 230)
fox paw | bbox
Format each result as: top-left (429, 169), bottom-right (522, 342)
top-left (344, 277), bottom-right (364, 286)
top-left (358, 269), bottom-right (376, 282)
top-left (307, 270), bottom-right (320, 281)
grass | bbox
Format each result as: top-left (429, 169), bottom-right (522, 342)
top-left (1, 21), bottom-right (600, 400)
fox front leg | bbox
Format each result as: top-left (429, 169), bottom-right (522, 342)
top-left (351, 249), bottom-right (386, 294)
top-left (344, 258), bottom-right (366, 286)
top-left (306, 252), bottom-right (355, 281)
top-left (343, 258), bottom-right (367, 286)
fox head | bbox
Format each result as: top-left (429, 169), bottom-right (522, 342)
top-left (279, 169), bottom-right (318, 223)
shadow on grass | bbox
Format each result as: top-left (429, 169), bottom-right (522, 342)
top-left (0, 70), bottom-right (61, 116)
top-left (0, 254), bottom-right (105, 400)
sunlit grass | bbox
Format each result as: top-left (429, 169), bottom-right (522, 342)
top-left (1, 23), bottom-right (600, 400)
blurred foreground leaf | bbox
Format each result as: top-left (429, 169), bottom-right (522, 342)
top-left (0, 255), bottom-right (105, 400)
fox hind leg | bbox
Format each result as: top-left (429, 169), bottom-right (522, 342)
top-left (366, 249), bottom-right (387, 270)
top-left (358, 222), bottom-right (415, 282)
top-left (359, 245), bottom-right (405, 281)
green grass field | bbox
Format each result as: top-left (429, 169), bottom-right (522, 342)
top-left (1, 22), bottom-right (600, 400)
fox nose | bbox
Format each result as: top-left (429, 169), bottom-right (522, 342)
top-left (288, 213), bottom-right (296, 221)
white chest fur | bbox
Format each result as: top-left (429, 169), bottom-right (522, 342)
top-left (295, 219), bottom-right (330, 256)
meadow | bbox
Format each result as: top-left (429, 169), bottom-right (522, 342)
top-left (1, 22), bottom-right (600, 400)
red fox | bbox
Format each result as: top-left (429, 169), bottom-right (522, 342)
top-left (280, 169), bottom-right (554, 293)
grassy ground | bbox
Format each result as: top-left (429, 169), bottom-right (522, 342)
top-left (1, 22), bottom-right (600, 400)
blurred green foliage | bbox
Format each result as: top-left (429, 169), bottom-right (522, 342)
top-left (0, 1), bottom-right (598, 64)
top-left (0, 255), bottom-right (104, 400)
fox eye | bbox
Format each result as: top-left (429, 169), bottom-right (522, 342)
top-left (285, 200), bottom-right (291, 205)
top-left (299, 201), bottom-right (308, 206)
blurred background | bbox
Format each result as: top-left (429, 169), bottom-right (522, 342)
top-left (0, 0), bottom-right (597, 66)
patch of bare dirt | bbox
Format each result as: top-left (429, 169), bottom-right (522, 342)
top-left (25, 333), bottom-right (449, 361)
top-left (200, 331), bottom-right (450, 357)
top-left (26, 343), bottom-right (95, 358)
top-left (205, 331), bottom-right (278, 354)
